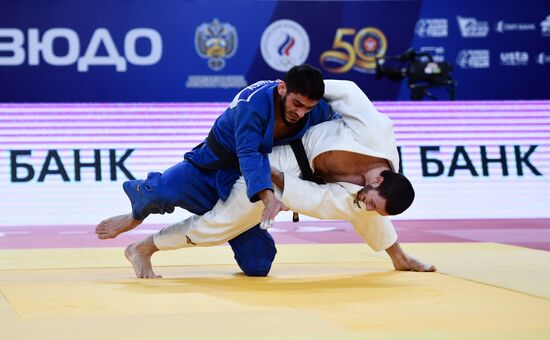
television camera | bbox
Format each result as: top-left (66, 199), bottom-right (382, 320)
top-left (375, 48), bottom-right (456, 100)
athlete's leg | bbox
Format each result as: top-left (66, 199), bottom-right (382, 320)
top-left (228, 225), bottom-right (277, 277)
top-left (96, 160), bottom-right (218, 239)
top-left (124, 160), bottom-right (219, 220)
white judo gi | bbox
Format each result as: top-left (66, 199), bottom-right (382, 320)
top-left (154, 80), bottom-right (400, 252)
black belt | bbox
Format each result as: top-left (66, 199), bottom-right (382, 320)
top-left (205, 130), bottom-right (239, 169)
top-left (290, 139), bottom-right (324, 185)
top-left (289, 139), bottom-right (325, 222)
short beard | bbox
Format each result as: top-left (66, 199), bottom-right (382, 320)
top-left (279, 94), bottom-right (292, 125)
top-left (358, 184), bottom-right (375, 196)
top-left (353, 184), bottom-right (375, 208)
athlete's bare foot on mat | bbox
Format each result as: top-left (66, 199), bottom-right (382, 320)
top-left (386, 242), bottom-right (436, 272)
top-left (95, 213), bottom-right (142, 239)
top-left (125, 236), bottom-right (162, 279)
top-left (391, 252), bottom-right (436, 272)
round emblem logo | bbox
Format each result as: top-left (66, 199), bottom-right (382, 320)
top-left (261, 20), bottom-right (310, 72)
top-left (354, 27), bottom-right (387, 69)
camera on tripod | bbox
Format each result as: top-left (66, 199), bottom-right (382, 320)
top-left (375, 48), bottom-right (456, 100)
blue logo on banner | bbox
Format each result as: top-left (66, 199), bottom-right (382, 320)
top-left (541, 15), bottom-right (550, 37)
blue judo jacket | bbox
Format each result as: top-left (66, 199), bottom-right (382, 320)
top-left (185, 81), bottom-right (335, 203)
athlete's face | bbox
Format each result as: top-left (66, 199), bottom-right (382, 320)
top-left (355, 185), bottom-right (389, 216)
top-left (277, 82), bottom-right (318, 124)
top-left (281, 92), bottom-right (318, 124)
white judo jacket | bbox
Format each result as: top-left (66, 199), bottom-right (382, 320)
top-left (154, 80), bottom-right (400, 252)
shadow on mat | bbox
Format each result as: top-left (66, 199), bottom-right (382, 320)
top-left (103, 271), bottom-right (434, 306)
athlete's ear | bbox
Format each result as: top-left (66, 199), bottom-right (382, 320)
top-left (371, 175), bottom-right (384, 188)
top-left (277, 81), bottom-right (287, 97)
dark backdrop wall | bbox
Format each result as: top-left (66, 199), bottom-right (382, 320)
top-left (1, 0), bottom-right (548, 101)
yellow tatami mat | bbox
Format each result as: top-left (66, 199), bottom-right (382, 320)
top-left (0, 243), bottom-right (549, 339)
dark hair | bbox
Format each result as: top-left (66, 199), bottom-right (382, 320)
top-left (376, 170), bottom-right (415, 215)
top-left (284, 64), bottom-right (325, 101)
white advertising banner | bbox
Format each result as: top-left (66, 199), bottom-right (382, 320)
top-left (1, 101), bottom-right (548, 227)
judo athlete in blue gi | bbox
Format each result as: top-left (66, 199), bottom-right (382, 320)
top-left (96, 65), bottom-right (336, 277)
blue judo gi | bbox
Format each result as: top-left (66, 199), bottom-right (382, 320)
top-left (124, 80), bottom-right (335, 276)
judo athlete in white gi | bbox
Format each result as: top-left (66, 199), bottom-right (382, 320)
top-left (118, 80), bottom-right (436, 278)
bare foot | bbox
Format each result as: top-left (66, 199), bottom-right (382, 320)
top-left (95, 213), bottom-right (142, 239)
top-left (391, 253), bottom-right (436, 272)
top-left (124, 236), bottom-right (162, 279)
top-left (385, 242), bottom-right (436, 272)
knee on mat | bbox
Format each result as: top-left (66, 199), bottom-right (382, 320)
top-left (240, 259), bottom-right (273, 277)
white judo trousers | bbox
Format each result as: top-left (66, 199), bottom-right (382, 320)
top-left (154, 80), bottom-right (400, 252)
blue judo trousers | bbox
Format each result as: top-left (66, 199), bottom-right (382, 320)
top-left (124, 81), bottom-right (335, 276)
top-left (123, 162), bottom-right (275, 276)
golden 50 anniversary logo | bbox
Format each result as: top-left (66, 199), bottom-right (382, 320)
top-left (320, 27), bottom-right (387, 74)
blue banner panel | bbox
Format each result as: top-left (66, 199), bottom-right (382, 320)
top-left (0, 0), bottom-right (549, 101)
